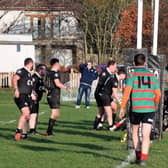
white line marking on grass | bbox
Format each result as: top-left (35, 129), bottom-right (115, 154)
top-left (115, 149), bottom-right (135, 168)
top-left (0, 112), bottom-right (46, 125)
top-left (0, 120), bottom-right (16, 125)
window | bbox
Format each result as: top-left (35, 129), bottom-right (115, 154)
top-left (16, 44), bottom-right (21, 52)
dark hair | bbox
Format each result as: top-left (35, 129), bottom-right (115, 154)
top-left (134, 54), bottom-right (146, 66)
top-left (50, 58), bottom-right (59, 66)
top-left (118, 69), bottom-right (126, 75)
top-left (24, 57), bottom-right (33, 66)
top-left (107, 60), bottom-right (116, 67)
top-left (36, 64), bottom-right (46, 72)
top-left (165, 65), bottom-right (168, 71)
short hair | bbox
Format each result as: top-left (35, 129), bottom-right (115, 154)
top-left (36, 64), bottom-right (46, 72)
top-left (134, 54), bottom-right (146, 66)
top-left (24, 57), bottom-right (33, 66)
top-left (107, 60), bottom-right (116, 67)
top-left (118, 69), bottom-right (126, 75)
top-left (50, 58), bottom-right (59, 66)
top-left (165, 65), bottom-right (168, 71)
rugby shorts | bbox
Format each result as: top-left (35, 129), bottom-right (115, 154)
top-left (47, 91), bottom-right (60, 109)
top-left (130, 112), bottom-right (155, 125)
top-left (30, 100), bottom-right (39, 114)
top-left (95, 93), bottom-right (112, 107)
top-left (14, 94), bottom-right (32, 110)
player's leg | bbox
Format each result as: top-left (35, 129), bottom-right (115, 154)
top-left (45, 109), bottom-right (60, 136)
top-left (140, 123), bottom-right (152, 164)
top-left (104, 106), bottom-right (113, 129)
top-left (100, 94), bottom-right (113, 130)
top-left (14, 95), bottom-right (30, 141)
top-left (132, 124), bottom-right (141, 161)
top-left (111, 101), bottom-right (117, 124)
top-left (93, 93), bottom-right (104, 129)
top-left (96, 112), bottom-right (107, 129)
top-left (45, 93), bottom-right (60, 136)
top-left (130, 112), bottom-right (141, 163)
top-left (139, 112), bottom-right (155, 165)
top-left (15, 107), bottom-right (30, 141)
top-left (29, 100), bottom-right (39, 134)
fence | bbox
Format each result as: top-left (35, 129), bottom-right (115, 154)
top-left (0, 72), bottom-right (15, 88)
top-left (0, 72), bottom-right (81, 88)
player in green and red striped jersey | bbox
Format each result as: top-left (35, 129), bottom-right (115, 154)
top-left (163, 65), bottom-right (168, 131)
top-left (119, 54), bottom-right (161, 166)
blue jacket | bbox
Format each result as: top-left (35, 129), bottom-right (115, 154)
top-left (79, 64), bottom-right (98, 86)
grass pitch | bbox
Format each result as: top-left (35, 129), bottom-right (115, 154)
top-left (0, 89), bottom-right (168, 168)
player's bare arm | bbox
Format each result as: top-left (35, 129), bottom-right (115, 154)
top-left (12, 74), bottom-right (20, 98)
top-left (54, 79), bottom-right (71, 93)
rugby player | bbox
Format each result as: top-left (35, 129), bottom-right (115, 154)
top-left (13, 57), bottom-right (34, 141)
top-left (45, 58), bottom-right (71, 136)
top-left (93, 60), bottom-right (123, 131)
top-left (119, 54), bottom-right (161, 166)
top-left (97, 69), bottom-right (126, 130)
top-left (29, 64), bottom-right (47, 135)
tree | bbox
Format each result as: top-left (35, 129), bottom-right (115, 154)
top-left (158, 0), bottom-right (168, 56)
top-left (115, 0), bottom-right (168, 57)
top-left (115, 3), bottom-right (153, 52)
top-left (76, 0), bottom-right (132, 63)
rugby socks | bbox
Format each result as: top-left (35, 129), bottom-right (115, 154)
top-left (93, 116), bottom-right (101, 129)
top-left (113, 113), bottom-right (116, 125)
top-left (15, 128), bottom-right (22, 133)
top-left (21, 133), bottom-right (28, 140)
top-left (135, 150), bottom-right (141, 161)
top-left (29, 128), bottom-right (36, 134)
top-left (141, 153), bottom-right (148, 161)
top-left (46, 118), bottom-right (56, 135)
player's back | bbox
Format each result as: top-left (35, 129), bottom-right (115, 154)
top-left (128, 68), bottom-right (159, 113)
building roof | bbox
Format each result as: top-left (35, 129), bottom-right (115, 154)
top-left (0, 0), bottom-right (81, 11)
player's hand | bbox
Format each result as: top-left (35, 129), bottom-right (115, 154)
top-left (14, 89), bottom-right (20, 98)
top-left (45, 89), bottom-right (48, 94)
top-left (119, 108), bottom-right (125, 119)
top-left (31, 93), bottom-right (37, 101)
top-left (31, 91), bottom-right (37, 101)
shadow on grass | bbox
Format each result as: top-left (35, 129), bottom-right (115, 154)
top-left (39, 119), bottom-right (104, 130)
top-left (17, 144), bottom-right (123, 161)
top-left (29, 137), bottom-right (109, 151)
top-left (0, 127), bottom-right (16, 140)
top-left (55, 128), bottom-right (120, 141)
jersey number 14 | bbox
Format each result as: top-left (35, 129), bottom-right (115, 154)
top-left (138, 76), bottom-right (151, 88)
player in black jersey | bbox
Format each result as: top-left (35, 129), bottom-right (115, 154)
top-left (93, 60), bottom-right (122, 130)
top-left (13, 57), bottom-right (34, 141)
top-left (96, 69), bottom-right (126, 130)
top-left (29, 64), bottom-right (47, 135)
top-left (44, 58), bottom-right (71, 136)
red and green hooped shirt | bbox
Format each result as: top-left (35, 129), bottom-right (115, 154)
top-left (164, 69), bottom-right (168, 91)
top-left (126, 68), bottom-right (160, 113)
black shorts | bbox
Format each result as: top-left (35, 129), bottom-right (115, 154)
top-left (95, 93), bottom-right (112, 107)
top-left (130, 112), bottom-right (155, 125)
top-left (31, 100), bottom-right (39, 114)
top-left (47, 92), bottom-right (60, 109)
top-left (14, 94), bottom-right (32, 110)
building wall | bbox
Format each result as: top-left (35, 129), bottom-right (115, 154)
top-left (0, 34), bottom-right (35, 72)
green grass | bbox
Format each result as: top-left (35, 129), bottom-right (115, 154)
top-left (0, 89), bottom-right (168, 168)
